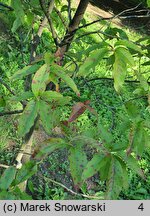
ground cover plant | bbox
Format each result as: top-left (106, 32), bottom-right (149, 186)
top-left (0, 0), bottom-right (150, 200)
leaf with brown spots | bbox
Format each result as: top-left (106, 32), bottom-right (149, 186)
top-left (69, 145), bottom-right (87, 187)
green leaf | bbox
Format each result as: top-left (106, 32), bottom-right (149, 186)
top-left (38, 100), bottom-right (54, 133)
top-left (0, 96), bottom-right (6, 107)
top-left (11, 0), bottom-right (25, 23)
top-left (35, 138), bottom-right (68, 159)
top-left (119, 152), bottom-right (145, 178)
top-left (132, 122), bottom-right (146, 155)
top-left (124, 101), bottom-right (140, 119)
top-left (147, 0), bottom-right (150, 7)
top-left (82, 154), bottom-right (105, 181)
top-left (98, 121), bottom-right (113, 145)
top-left (41, 91), bottom-right (63, 101)
top-left (11, 18), bottom-right (22, 33)
top-left (32, 64), bottom-right (49, 97)
top-left (41, 91), bottom-right (71, 106)
top-left (11, 64), bottom-right (40, 80)
top-left (51, 65), bottom-right (80, 96)
top-left (115, 40), bottom-right (142, 53)
top-left (0, 167), bottom-right (16, 190)
top-left (14, 161), bottom-right (37, 185)
top-left (69, 146), bottom-right (87, 187)
top-left (98, 156), bottom-right (111, 181)
top-left (78, 47), bottom-right (109, 77)
top-left (10, 91), bottom-right (34, 102)
top-left (0, 191), bottom-right (16, 200)
top-left (18, 100), bottom-right (38, 137)
top-left (113, 48), bottom-right (127, 92)
top-left (115, 46), bottom-right (134, 66)
top-left (105, 156), bottom-right (123, 199)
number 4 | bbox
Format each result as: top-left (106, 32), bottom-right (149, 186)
top-left (138, 203), bottom-right (144, 211)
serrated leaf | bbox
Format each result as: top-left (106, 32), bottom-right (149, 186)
top-left (10, 91), bottom-right (34, 102)
top-left (82, 154), bottom-right (105, 181)
top-left (105, 156), bottom-right (123, 199)
top-left (11, 64), bottom-right (40, 80)
top-left (11, 0), bottom-right (25, 23)
top-left (51, 65), bottom-right (80, 96)
top-left (113, 47), bottom-right (128, 92)
top-left (119, 152), bottom-right (145, 179)
top-left (18, 100), bottom-right (38, 137)
top-left (14, 161), bottom-right (37, 185)
top-left (69, 146), bottom-right (87, 187)
top-left (78, 47), bottom-right (109, 77)
top-left (35, 138), bottom-right (68, 159)
top-left (32, 64), bottom-right (49, 97)
top-left (0, 167), bottom-right (16, 190)
top-left (115, 46), bottom-right (134, 66)
top-left (115, 40), bottom-right (142, 53)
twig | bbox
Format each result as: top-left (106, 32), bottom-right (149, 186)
top-left (0, 109), bottom-right (23, 116)
top-left (42, 175), bottom-right (103, 199)
top-left (67, 0), bottom-right (72, 22)
top-left (0, 2), bottom-right (14, 11)
top-left (39, 0), bottom-right (59, 46)
top-left (54, 7), bottom-right (68, 29)
top-left (0, 164), bottom-right (9, 169)
top-left (0, 77), bottom-right (15, 95)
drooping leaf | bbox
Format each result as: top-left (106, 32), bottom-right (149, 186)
top-left (115, 40), bottom-right (142, 54)
top-left (82, 154), bottom-right (105, 181)
top-left (68, 102), bottom-right (86, 122)
top-left (99, 156), bottom-right (111, 181)
top-left (0, 166), bottom-right (16, 190)
top-left (18, 100), bottom-right (38, 137)
top-left (51, 65), bottom-right (80, 96)
top-left (32, 64), bottom-right (49, 97)
top-left (14, 161), bottom-right (37, 185)
top-left (35, 138), bottom-right (69, 159)
top-left (98, 121), bottom-right (113, 145)
top-left (78, 47), bottom-right (109, 77)
top-left (69, 146), bottom-right (87, 187)
top-left (11, 64), bottom-right (40, 80)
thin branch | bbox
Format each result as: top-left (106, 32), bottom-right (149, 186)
top-left (67, 0), bottom-right (72, 22)
top-left (54, 7), bottom-right (68, 29)
top-left (39, 0), bottom-right (59, 46)
top-left (0, 109), bottom-right (23, 117)
top-left (0, 77), bottom-right (15, 95)
top-left (0, 164), bottom-right (9, 169)
top-left (0, 2), bottom-right (14, 11)
top-left (42, 175), bottom-right (103, 199)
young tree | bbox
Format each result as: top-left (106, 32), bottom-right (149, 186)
top-left (0, 0), bottom-right (149, 199)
